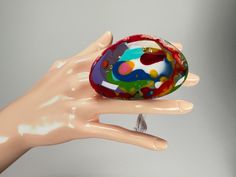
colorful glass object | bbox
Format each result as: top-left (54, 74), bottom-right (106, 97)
top-left (89, 34), bottom-right (188, 100)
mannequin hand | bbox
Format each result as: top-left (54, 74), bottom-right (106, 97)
top-left (0, 31), bottom-right (200, 153)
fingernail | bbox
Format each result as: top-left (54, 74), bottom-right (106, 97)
top-left (154, 139), bottom-right (168, 151)
top-left (99, 31), bottom-right (112, 47)
top-left (189, 73), bottom-right (200, 84)
top-left (177, 43), bottom-right (183, 51)
top-left (177, 100), bottom-right (193, 112)
top-left (183, 73), bottom-right (200, 87)
top-left (174, 43), bottom-right (183, 51)
top-left (170, 42), bottom-right (183, 51)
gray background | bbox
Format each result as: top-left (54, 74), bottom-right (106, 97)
top-left (0, 0), bottom-right (235, 176)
